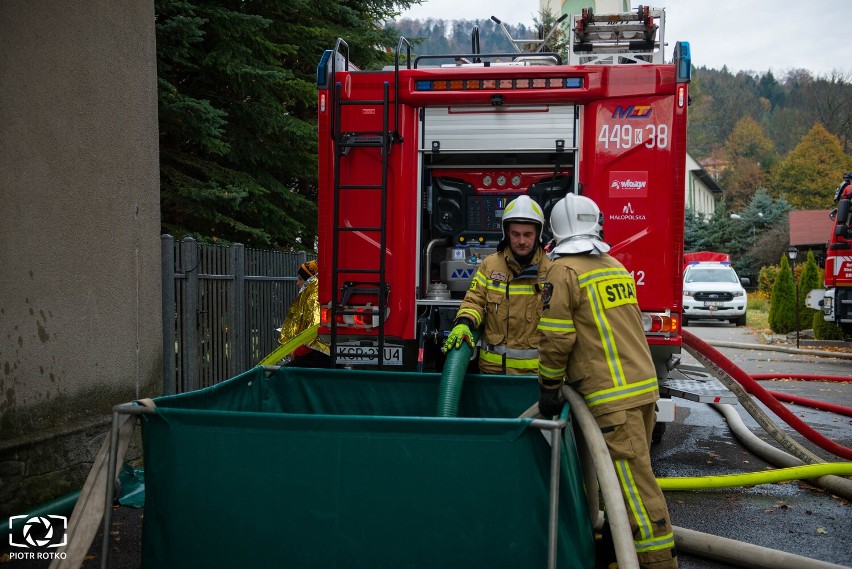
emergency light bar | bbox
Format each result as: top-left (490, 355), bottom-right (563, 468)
top-left (686, 261), bottom-right (731, 265)
top-left (414, 77), bottom-right (584, 91)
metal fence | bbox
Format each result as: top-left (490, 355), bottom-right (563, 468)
top-left (161, 235), bottom-right (312, 394)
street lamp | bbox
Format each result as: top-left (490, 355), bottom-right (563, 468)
top-left (787, 246), bottom-right (800, 349)
top-left (730, 212), bottom-right (764, 237)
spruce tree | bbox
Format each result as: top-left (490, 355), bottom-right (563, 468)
top-left (155, 0), bottom-right (415, 249)
top-left (797, 250), bottom-right (820, 331)
top-left (768, 256), bottom-right (796, 334)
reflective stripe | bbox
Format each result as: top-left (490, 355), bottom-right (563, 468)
top-left (456, 308), bottom-right (482, 327)
top-left (579, 267), bottom-right (636, 389)
top-left (507, 284), bottom-right (536, 295)
top-left (479, 349), bottom-right (539, 370)
top-left (634, 532), bottom-right (676, 554)
top-left (584, 377), bottom-right (658, 408)
top-left (615, 458), bottom-right (653, 542)
top-left (577, 267), bottom-right (632, 288)
top-left (539, 362), bottom-right (565, 381)
top-left (538, 317), bottom-right (575, 333)
top-left (485, 281), bottom-right (538, 295)
top-left (484, 344), bottom-right (539, 359)
top-left (586, 283), bottom-right (628, 387)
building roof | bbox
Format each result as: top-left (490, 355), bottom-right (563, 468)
top-left (691, 168), bottom-right (724, 194)
top-left (789, 210), bottom-right (832, 247)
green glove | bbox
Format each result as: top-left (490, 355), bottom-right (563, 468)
top-left (442, 323), bottom-right (474, 353)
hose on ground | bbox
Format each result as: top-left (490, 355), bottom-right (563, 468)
top-left (710, 403), bottom-right (852, 500)
top-left (763, 390), bottom-right (852, 417)
top-left (672, 526), bottom-right (850, 569)
top-left (750, 374), bottom-right (852, 383)
top-left (657, 462), bottom-right (852, 490)
top-left (682, 330), bottom-right (852, 462)
top-left (531, 388), bottom-right (849, 569)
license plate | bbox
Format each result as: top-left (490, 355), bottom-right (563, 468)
top-left (704, 301), bottom-right (723, 307)
top-left (335, 343), bottom-right (403, 366)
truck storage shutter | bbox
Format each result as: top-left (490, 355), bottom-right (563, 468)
top-left (421, 105), bottom-right (576, 153)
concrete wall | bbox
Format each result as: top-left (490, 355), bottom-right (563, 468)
top-left (0, 0), bottom-right (161, 516)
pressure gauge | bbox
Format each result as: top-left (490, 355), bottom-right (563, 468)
top-left (496, 175), bottom-right (507, 187)
top-left (482, 175), bottom-right (492, 187)
top-left (511, 175), bottom-right (522, 187)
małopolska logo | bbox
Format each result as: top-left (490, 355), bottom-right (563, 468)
top-left (8, 515), bottom-right (68, 548)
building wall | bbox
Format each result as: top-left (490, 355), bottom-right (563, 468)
top-left (686, 153), bottom-right (719, 219)
top-left (543, 0), bottom-right (630, 18)
top-left (0, 0), bottom-right (161, 514)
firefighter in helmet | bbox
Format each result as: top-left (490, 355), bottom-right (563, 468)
top-left (278, 260), bottom-right (330, 367)
top-left (442, 195), bottom-right (551, 374)
top-left (537, 194), bottom-right (677, 569)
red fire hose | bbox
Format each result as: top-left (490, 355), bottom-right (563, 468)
top-left (681, 329), bottom-right (852, 461)
top-left (761, 390), bottom-right (852, 417)
top-left (748, 373), bottom-right (852, 416)
top-left (750, 373), bottom-right (852, 383)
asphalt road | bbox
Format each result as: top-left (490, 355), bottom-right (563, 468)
top-left (657, 321), bottom-right (852, 569)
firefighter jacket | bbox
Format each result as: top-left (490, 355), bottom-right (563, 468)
top-left (455, 247), bottom-right (550, 374)
top-left (537, 252), bottom-right (659, 415)
top-left (279, 276), bottom-right (330, 356)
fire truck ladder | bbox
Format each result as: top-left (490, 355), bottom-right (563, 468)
top-left (569, 4), bottom-right (665, 65)
top-left (329, 55), bottom-right (399, 368)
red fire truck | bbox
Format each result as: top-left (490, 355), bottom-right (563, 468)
top-left (315, 6), bottom-right (691, 381)
top-left (807, 173), bottom-right (852, 337)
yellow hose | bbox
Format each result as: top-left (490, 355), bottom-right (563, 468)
top-left (657, 462), bottom-right (852, 490)
top-left (257, 325), bottom-right (319, 366)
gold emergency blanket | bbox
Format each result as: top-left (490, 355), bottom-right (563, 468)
top-left (278, 277), bottom-right (330, 355)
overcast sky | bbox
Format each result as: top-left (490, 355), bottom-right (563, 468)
top-left (397, 0), bottom-right (851, 77)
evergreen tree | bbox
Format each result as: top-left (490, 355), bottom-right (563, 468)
top-left (733, 189), bottom-right (791, 278)
top-left (683, 208), bottom-right (708, 253)
top-left (768, 255), bottom-right (797, 334)
top-left (757, 70), bottom-right (786, 110)
top-left (531, 8), bottom-right (569, 62)
top-left (156, 0), bottom-right (415, 249)
top-left (797, 250), bottom-right (820, 331)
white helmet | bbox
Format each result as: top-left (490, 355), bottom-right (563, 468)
top-left (549, 193), bottom-right (610, 255)
top-left (501, 195), bottom-right (545, 241)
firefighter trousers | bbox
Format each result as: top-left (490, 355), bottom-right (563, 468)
top-left (598, 403), bottom-right (678, 569)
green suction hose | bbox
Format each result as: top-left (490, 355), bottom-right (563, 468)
top-left (436, 328), bottom-right (481, 417)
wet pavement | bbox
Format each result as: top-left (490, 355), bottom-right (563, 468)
top-left (658, 321), bottom-right (852, 568)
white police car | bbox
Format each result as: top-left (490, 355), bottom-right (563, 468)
top-left (682, 262), bottom-right (749, 326)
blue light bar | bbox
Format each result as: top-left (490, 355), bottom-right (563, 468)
top-left (674, 41), bottom-right (691, 83)
top-left (415, 80), bottom-right (433, 91)
top-left (564, 77), bottom-right (583, 88)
